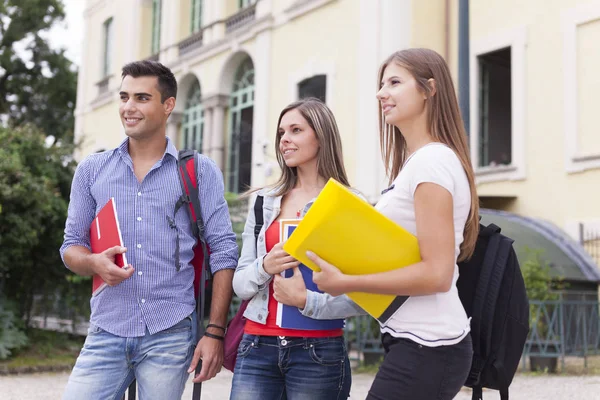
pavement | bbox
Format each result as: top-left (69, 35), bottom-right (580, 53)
top-left (2, 370), bottom-right (600, 399)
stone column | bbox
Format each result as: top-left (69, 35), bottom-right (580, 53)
top-left (202, 107), bottom-right (213, 156)
top-left (202, 94), bottom-right (229, 171)
top-left (166, 111), bottom-right (183, 145)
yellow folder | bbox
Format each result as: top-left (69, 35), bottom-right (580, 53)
top-left (283, 178), bottom-right (421, 323)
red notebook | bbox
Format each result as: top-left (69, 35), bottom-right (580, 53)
top-left (90, 198), bottom-right (127, 296)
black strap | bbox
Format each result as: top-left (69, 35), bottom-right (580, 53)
top-left (254, 195), bottom-right (264, 247)
top-left (471, 233), bottom-right (501, 359)
top-left (471, 386), bottom-right (483, 400)
top-left (478, 236), bottom-right (512, 362)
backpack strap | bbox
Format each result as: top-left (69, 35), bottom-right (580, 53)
top-left (469, 230), bottom-right (512, 385)
top-left (254, 195), bottom-right (264, 248)
top-left (471, 386), bottom-right (483, 400)
top-left (176, 150), bottom-right (208, 400)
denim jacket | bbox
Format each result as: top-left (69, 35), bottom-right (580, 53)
top-left (232, 187), bottom-right (366, 325)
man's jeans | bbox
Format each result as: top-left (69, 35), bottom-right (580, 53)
top-left (62, 314), bottom-right (195, 400)
top-left (230, 334), bottom-right (351, 400)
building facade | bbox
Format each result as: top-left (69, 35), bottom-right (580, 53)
top-left (75, 0), bottom-right (599, 257)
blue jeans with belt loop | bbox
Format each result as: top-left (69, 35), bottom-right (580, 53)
top-left (230, 334), bottom-right (351, 400)
top-left (62, 313), bottom-right (196, 400)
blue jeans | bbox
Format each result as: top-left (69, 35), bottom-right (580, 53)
top-left (230, 334), bottom-right (351, 400)
top-left (62, 314), bottom-right (195, 400)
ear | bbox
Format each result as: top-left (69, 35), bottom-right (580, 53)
top-left (427, 78), bottom-right (437, 98)
top-left (163, 97), bottom-right (176, 115)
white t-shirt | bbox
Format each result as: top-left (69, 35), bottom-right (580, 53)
top-left (375, 143), bottom-right (471, 347)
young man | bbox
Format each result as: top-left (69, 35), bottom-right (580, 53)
top-left (60, 60), bottom-right (238, 400)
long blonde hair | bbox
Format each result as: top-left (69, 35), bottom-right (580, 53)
top-left (378, 48), bottom-right (479, 261)
top-left (268, 98), bottom-right (350, 197)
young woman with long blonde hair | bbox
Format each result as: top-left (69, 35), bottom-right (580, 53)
top-left (308, 48), bottom-right (479, 399)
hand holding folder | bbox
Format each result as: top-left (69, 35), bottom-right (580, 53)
top-left (283, 179), bottom-right (422, 323)
top-left (90, 198), bottom-right (130, 296)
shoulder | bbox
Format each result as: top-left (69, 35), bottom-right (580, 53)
top-left (409, 144), bottom-right (463, 172)
top-left (74, 150), bottom-right (115, 176)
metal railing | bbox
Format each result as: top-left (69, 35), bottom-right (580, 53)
top-left (225, 3), bottom-right (257, 33)
top-left (580, 223), bottom-right (600, 267)
top-left (523, 300), bottom-right (600, 370)
top-left (178, 31), bottom-right (203, 56)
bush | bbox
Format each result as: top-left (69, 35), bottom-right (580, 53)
top-left (0, 300), bottom-right (28, 360)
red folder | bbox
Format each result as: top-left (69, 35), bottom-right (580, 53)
top-left (90, 198), bottom-right (128, 296)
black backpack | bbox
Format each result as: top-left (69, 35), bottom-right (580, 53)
top-left (457, 222), bottom-right (530, 400)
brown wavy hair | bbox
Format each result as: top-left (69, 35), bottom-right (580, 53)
top-left (267, 97), bottom-right (350, 197)
top-left (378, 48), bottom-right (479, 261)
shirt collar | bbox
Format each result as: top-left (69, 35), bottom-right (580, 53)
top-left (115, 136), bottom-right (179, 161)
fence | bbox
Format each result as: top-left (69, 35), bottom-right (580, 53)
top-left (523, 299), bottom-right (600, 370)
top-left (580, 222), bottom-right (600, 267)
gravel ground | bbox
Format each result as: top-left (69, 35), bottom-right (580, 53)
top-left (1, 370), bottom-right (600, 399)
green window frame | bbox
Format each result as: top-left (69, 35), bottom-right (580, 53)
top-left (239, 0), bottom-right (254, 9)
top-left (151, 0), bottom-right (162, 55)
top-left (102, 17), bottom-right (113, 78)
top-left (191, 0), bottom-right (202, 33)
top-left (228, 58), bottom-right (255, 193)
top-left (182, 81), bottom-right (204, 152)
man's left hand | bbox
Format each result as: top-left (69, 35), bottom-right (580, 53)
top-left (188, 333), bottom-right (224, 383)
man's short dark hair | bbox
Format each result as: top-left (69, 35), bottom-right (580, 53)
top-left (121, 60), bottom-right (177, 103)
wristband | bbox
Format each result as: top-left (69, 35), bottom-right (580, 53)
top-left (204, 332), bottom-right (225, 341)
top-left (206, 323), bottom-right (226, 332)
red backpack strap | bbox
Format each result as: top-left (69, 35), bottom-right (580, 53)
top-left (177, 150), bottom-right (204, 239)
top-left (177, 150), bottom-right (210, 400)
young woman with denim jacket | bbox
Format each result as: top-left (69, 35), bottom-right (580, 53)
top-left (306, 49), bottom-right (480, 400)
top-left (230, 98), bottom-right (364, 400)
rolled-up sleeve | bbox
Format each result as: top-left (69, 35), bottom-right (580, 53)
top-left (197, 155), bottom-right (238, 274)
top-left (59, 158), bottom-right (96, 268)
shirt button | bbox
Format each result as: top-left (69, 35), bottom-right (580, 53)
top-left (141, 299), bottom-right (146, 303)
top-left (137, 192), bottom-right (142, 196)
top-left (137, 244), bottom-right (142, 249)
top-left (262, 294), bottom-right (267, 300)
top-left (307, 311), bottom-right (313, 316)
top-left (137, 217), bottom-right (142, 221)
top-left (138, 271), bottom-right (143, 276)
top-left (258, 314), bottom-right (263, 320)
top-left (258, 236), bottom-right (264, 242)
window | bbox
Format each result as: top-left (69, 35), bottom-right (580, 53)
top-left (470, 26), bottom-right (526, 182)
top-left (239, 0), bottom-right (255, 9)
top-left (298, 75), bottom-right (327, 102)
top-left (182, 81), bottom-right (204, 152)
top-left (151, 0), bottom-right (162, 55)
top-left (228, 57), bottom-right (255, 193)
top-left (477, 48), bottom-right (512, 168)
top-left (102, 18), bottom-right (113, 78)
top-left (191, 0), bottom-right (202, 33)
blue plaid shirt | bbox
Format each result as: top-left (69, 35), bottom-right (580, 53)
top-left (60, 137), bottom-right (238, 337)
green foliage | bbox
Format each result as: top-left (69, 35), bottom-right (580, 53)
top-left (0, 0), bottom-right (77, 143)
top-left (522, 248), bottom-right (566, 338)
top-left (225, 192), bottom-right (247, 253)
top-left (521, 249), bottom-right (559, 302)
top-left (0, 300), bottom-right (28, 360)
top-left (0, 125), bottom-right (89, 331)
top-left (0, 328), bottom-right (84, 368)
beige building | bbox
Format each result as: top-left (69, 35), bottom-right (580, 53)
top-left (75, 0), bottom-right (599, 253)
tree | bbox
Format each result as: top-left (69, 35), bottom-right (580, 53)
top-left (0, 125), bottom-right (89, 356)
top-left (0, 0), bottom-right (77, 144)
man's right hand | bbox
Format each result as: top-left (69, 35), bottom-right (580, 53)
top-left (90, 246), bottom-right (134, 286)
top-left (263, 242), bottom-right (300, 275)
